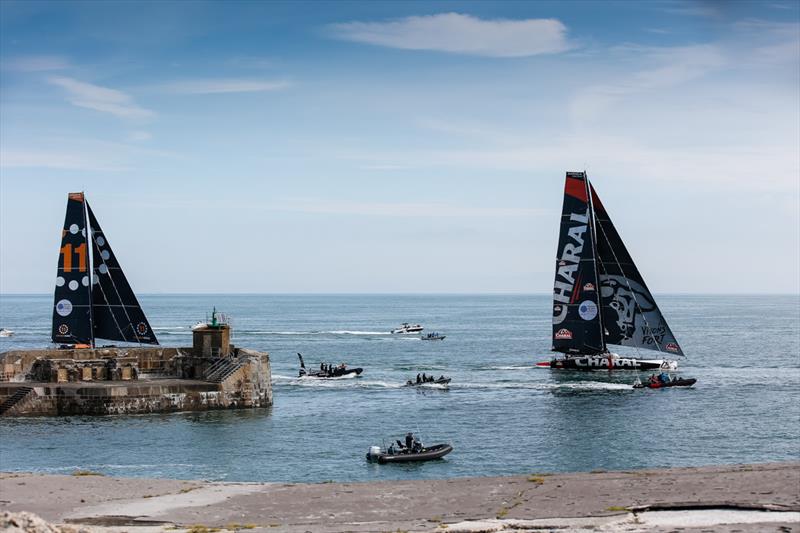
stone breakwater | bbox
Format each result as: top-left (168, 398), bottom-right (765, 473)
top-left (0, 463), bottom-right (798, 532)
top-left (0, 345), bottom-right (272, 416)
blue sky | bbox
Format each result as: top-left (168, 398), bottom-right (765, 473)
top-left (1, 0), bottom-right (798, 294)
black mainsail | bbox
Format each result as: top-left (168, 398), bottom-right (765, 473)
top-left (87, 203), bottom-right (158, 345)
top-left (551, 172), bottom-right (604, 355)
top-left (52, 193), bottom-right (94, 345)
top-left (549, 172), bottom-right (683, 366)
top-left (51, 193), bottom-right (157, 347)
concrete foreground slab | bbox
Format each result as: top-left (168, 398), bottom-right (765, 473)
top-left (1, 463), bottom-right (798, 532)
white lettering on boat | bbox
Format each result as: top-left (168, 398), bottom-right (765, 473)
top-left (553, 209), bottom-right (589, 326)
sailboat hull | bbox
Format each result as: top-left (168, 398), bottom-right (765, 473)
top-left (546, 356), bottom-right (677, 371)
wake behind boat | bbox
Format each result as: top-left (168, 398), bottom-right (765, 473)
top-left (391, 323), bottom-right (423, 334)
top-left (541, 172), bottom-right (683, 371)
top-left (297, 353), bottom-right (362, 379)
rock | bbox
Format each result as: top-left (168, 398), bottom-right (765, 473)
top-left (0, 511), bottom-right (91, 533)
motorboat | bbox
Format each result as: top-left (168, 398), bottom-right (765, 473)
top-left (634, 376), bottom-right (696, 389)
top-left (405, 376), bottom-right (450, 387)
top-left (0, 328), bottom-right (14, 338)
top-left (391, 323), bottom-right (423, 334)
top-left (297, 353), bottom-right (363, 379)
top-left (421, 332), bottom-right (445, 341)
top-left (366, 443), bottom-right (452, 464)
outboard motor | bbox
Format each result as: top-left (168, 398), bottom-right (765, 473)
top-left (366, 445), bottom-right (382, 462)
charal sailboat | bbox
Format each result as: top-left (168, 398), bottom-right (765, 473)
top-left (540, 172), bottom-right (682, 371)
top-left (52, 192), bottom-right (158, 348)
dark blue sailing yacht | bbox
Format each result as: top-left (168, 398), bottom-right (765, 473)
top-left (541, 172), bottom-right (683, 371)
top-left (52, 192), bottom-right (158, 348)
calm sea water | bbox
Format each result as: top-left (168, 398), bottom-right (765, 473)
top-left (0, 294), bottom-right (798, 483)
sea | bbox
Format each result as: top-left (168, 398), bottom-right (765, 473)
top-left (0, 294), bottom-right (798, 483)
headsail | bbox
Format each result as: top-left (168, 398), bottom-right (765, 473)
top-left (52, 193), bottom-right (94, 345)
top-left (87, 202), bottom-right (158, 345)
top-left (551, 172), bottom-right (605, 354)
top-left (590, 184), bottom-right (683, 356)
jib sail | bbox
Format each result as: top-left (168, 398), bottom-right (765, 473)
top-left (590, 183), bottom-right (683, 356)
top-left (87, 203), bottom-right (158, 345)
top-left (52, 193), bottom-right (94, 345)
top-left (551, 172), bottom-right (605, 354)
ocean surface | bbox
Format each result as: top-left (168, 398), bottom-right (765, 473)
top-left (0, 294), bottom-right (798, 483)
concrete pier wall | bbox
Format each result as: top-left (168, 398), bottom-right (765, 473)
top-left (0, 345), bottom-right (272, 417)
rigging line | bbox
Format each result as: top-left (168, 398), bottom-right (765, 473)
top-left (592, 203), bottom-right (664, 356)
top-left (90, 229), bottom-right (143, 344)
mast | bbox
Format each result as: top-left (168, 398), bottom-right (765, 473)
top-left (584, 173), bottom-right (607, 354)
top-left (84, 196), bottom-right (96, 348)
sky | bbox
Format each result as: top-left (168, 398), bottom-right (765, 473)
top-left (0, 0), bottom-right (798, 294)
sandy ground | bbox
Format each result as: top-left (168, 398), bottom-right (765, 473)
top-left (1, 463), bottom-right (798, 532)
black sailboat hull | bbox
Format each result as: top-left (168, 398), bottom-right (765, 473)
top-left (546, 356), bottom-right (677, 371)
top-left (368, 444), bottom-right (453, 464)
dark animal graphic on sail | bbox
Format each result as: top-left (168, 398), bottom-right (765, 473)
top-left (51, 193), bottom-right (158, 348)
top-left (544, 172), bottom-right (683, 371)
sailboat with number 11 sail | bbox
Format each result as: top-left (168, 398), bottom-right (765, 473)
top-left (52, 192), bottom-right (158, 348)
top-left (537, 172), bottom-right (683, 371)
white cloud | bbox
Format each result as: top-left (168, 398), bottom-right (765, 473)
top-left (48, 77), bottom-right (155, 120)
top-left (127, 131), bottom-right (152, 142)
top-left (3, 55), bottom-right (71, 71)
top-left (328, 12), bottom-right (572, 57)
top-left (159, 79), bottom-right (291, 94)
top-left (569, 44), bottom-right (727, 121)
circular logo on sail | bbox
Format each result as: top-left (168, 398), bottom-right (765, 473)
top-left (58, 324), bottom-right (69, 335)
top-left (578, 300), bottom-right (598, 321)
top-left (56, 299), bottom-right (73, 317)
top-left (136, 322), bottom-right (148, 336)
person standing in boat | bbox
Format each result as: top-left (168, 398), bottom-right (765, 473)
top-left (405, 432), bottom-right (414, 450)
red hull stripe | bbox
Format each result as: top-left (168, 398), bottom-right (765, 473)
top-left (565, 177), bottom-right (587, 202)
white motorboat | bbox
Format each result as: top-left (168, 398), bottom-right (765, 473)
top-left (0, 328), bottom-right (14, 338)
top-left (391, 322), bottom-right (424, 334)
